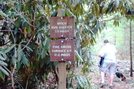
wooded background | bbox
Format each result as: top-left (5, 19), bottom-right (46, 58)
top-left (93, 18), bottom-right (134, 61)
top-left (0, 0), bottom-right (134, 89)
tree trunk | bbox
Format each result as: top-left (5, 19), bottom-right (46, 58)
top-left (130, 20), bottom-right (133, 77)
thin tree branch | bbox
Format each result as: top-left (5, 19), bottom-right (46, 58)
top-left (10, 45), bottom-right (17, 89)
top-left (25, 76), bottom-right (29, 89)
top-left (100, 15), bottom-right (134, 22)
top-left (0, 30), bottom-right (13, 32)
top-left (18, 36), bottom-right (33, 55)
top-left (14, 9), bottom-right (35, 28)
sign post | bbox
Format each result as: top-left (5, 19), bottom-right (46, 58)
top-left (50, 8), bottom-right (74, 89)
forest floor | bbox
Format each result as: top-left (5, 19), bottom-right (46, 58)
top-left (89, 59), bottom-right (134, 89)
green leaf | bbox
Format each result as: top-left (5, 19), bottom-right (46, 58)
top-left (25, 46), bottom-right (33, 52)
top-left (0, 51), bottom-right (7, 59)
top-left (40, 59), bottom-right (44, 68)
top-left (0, 10), bottom-right (8, 18)
top-left (77, 76), bottom-right (83, 87)
top-left (16, 61), bottom-right (21, 70)
top-left (85, 25), bottom-right (94, 34)
top-left (17, 1), bottom-right (22, 11)
top-left (65, 9), bottom-right (71, 16)
top-left (17, 45), bottom-right (22, 61)
top-left (76, 76), bottom-right (90, 88)
top-left (0, 55), bottom-right (6, 60)
top-left (0, 71), bottom-right (4, 80)
top-left (41, 48), bottom-right (46, 59)
top-left (94, 28), bottom-right (98, 35)
top-left (10, 56), bottom-right (15, 65)
top-left (15, 18), bottom-right (21, 27)
top-left (25, 2), bottom-right (30, 11)
top-left (75, 50), bottom-right (83, 62)
top-left (14, 28), bottom-right (19, 35)
top-left (4, 44), bottom-right (16, 53)
top-left (66, 9), bottom-right (76, 19)
top-left (36, 20), bottom-right (40, 30)
top-left (45, 58), bottom-right (50, 65)
top-left (21, 52), bottom-right (28, 66)
top-left (51, 11), bottom-right (58, 17)
top-left (0, 60), bottom-right (7, 66)
top-left (43, 37), bottom-right (50, 51)
top-left (0, 66), bottom-right (9, 76)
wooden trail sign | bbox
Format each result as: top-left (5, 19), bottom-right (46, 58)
top-left (50, 17), bottom-right (74, 38)
top-left (50, 8), bottom-right (75, 89)
top-left (50, 40), bottom-right (74, 61)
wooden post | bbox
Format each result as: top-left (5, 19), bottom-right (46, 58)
top-left (58, 61), bottom-right (66, 89)
top-left (57, 8), bottom-right (66, 89)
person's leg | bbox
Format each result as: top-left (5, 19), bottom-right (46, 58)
top-left (100, 62), bottom-right (108, 83)
top-left (110, 74), bottom-right (114, 85)
top-left (109, 62), bottom-right (116, 88)
top-left (99, 61), bottom-right (109, 88)
top-left (101, 72), bottom-right (105, 83)
top-left (100, 72), bottom-right (107, 88)
top-left (109, 74), bottom-right (114, 88)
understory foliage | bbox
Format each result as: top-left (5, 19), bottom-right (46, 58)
top-left (0, 0), bottom-right (134, 88)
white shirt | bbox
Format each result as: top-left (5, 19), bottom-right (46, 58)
top-left (99, 43), bottom-right (117, 62)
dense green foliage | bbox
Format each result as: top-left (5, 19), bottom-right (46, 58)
top-left (0, 0), bottom-right (134, 88)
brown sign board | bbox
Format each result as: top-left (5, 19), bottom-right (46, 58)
top-left (50, 17), bottom-right (74, 38)
top-left (50, 40), bottom-right (74, 61)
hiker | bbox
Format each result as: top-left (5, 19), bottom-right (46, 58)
top-left (98, 39), bottom-right (117, 88)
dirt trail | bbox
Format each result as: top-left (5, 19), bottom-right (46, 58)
top-left (90, 59), bottom-right (134, 89)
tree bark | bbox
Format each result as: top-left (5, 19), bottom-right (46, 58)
top-left (130, 20), bottom-right (133, 77)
